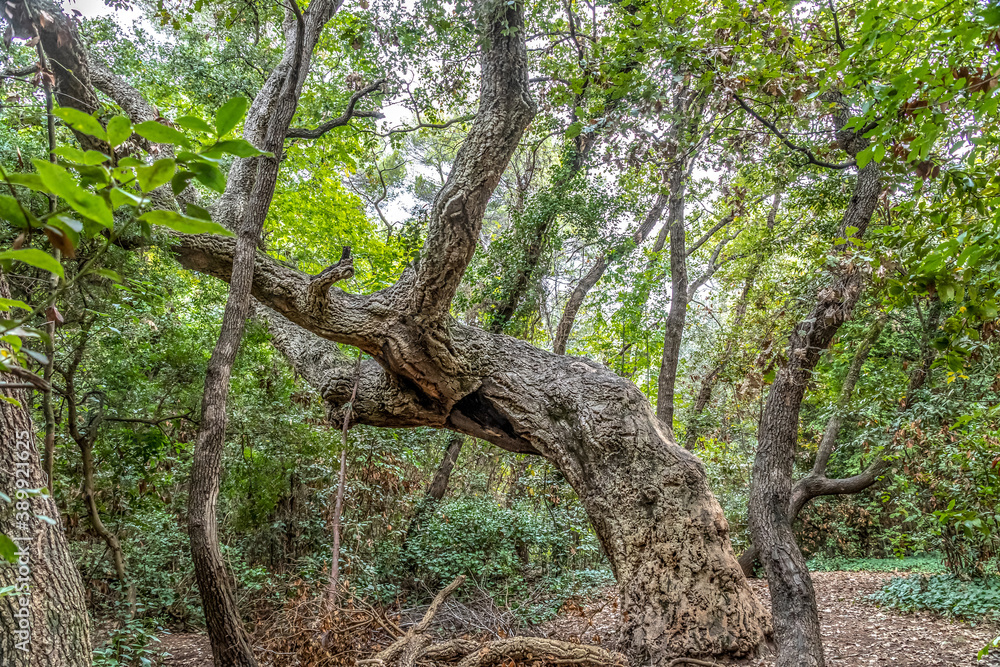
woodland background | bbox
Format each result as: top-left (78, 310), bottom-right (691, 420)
top-left (1, 0), bottom-right (1000, 663)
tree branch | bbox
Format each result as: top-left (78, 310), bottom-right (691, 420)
top-left (732, 94), bottom-right (855, 170)
top-left (409, 0), bottom-right (536, 320)
top-left (286, 79), bottom-right (385, 139)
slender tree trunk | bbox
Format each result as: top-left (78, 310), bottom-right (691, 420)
top-left (187, 5), bottom-right (339, 663)
top-left (656, 166), bottom-right (691, 427)
top-left (41, 321), bottom-right (55, 488)
top-left (749, 130), bottom-right (881, 667)
top-left (326, 448), bottom-right (348, 610)
top-left (61, 354), bottom-right (130, 593)
top-left (738, 314), bottom-right (887, 577)
top-left (425, 435), bottom-right (463, 502)
top-left (187, 212), bottom-right (266, 666)
top-left (0, 272), bottom-right (92, 667)
top-left (80, 436), bottom-right (128, 588)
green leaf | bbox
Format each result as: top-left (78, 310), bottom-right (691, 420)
top-left (188, 161), bottom-right (227, 193)
top-left (215, 97), bottom-right (249, 137)
top-left (106, 116), bottom-right (133, 148)
top-left (0, 249), bottom-right (64, 277)
top-left (53, 107), bottom-right (107, 141)
top-left (565, 121), bottom-right (583, 139)
top-left (0, 297), bottom-right (31, 311)
top-left (136, 159), bottom-right (176, 193)
top-left (134, 121), bottom-right (190, 147)
top-left (5, 173), bottom-right (46, 192)
top-left (83, 151), bottom-right (111, 166)
top-left (856, 145), bottom-right (874, 169)
top-left (206, 141), bottom-right (264, 159)
top-left (139, 210), bottom-right (233, 236)
top-left (185, 203), bottom-right (212, 220)
top-left (53, 145), bottom-right (87, 163)
top-left (176, 115), bottom-right (214, 134)
top-left (54, 147), bottom-right (110, 166)
top-left (96, 268), bottom-right (122, 282)
top-left (171, 171), bottom-right (196, 196)
top-left (201, 139), bottom-right (265, 159)
top-left (35, 514), bottom-right (56, 526)
top-left (0, 534), bottom-right (17, 564)
top-left (0, 195), bottom-right (29, 227)
top-left (33, 160), bottom-right (113, 228)
top-left (110, 187), bottom-right (144, 208)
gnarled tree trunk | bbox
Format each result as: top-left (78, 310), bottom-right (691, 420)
top-left (174, 3), bottom-right (770, 662)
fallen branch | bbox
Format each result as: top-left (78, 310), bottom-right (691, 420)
top-left (356, 576), bottom-right (627, 667)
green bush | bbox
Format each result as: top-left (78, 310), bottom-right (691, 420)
top-left (808, 554), bottom-right (946, 573)
top-left (871, 573), bottom-right (1000, 622)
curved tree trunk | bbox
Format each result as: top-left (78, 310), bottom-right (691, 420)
top-left (20, 0), bottom-right (772, 660)
top-left (0, 273), bottom-right (92, 667)
top-left (172, 3), bottom-right (772, 660)
top-left (748, 98), bottom-right (881, 667)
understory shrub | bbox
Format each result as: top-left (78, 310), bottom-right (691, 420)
top-left (871, 573), bottom-right (1000, 622)
top-left (808, 554), bottom-right (946, 573)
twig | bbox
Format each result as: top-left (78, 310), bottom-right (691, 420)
top-left (732, 94), bottom-right (855, 170)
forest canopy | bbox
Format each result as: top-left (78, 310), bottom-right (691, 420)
top-left (1, 0), bottom-right (999, 665)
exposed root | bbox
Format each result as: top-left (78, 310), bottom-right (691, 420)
top-left (456, 638), bottom-right (626, 667)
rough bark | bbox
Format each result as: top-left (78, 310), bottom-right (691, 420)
top-left (0, 272), bottom-right (92, 667)
top-left (738, 315), bottom-right (887, 577)
top-left (172, 4), bottom-right (770, 661)
top-left (423, 435), bottom-right (464, 502)
top-left (553, 193), bottom-right (666, 355)
top-left (748, 97), bottom-right (881, 667)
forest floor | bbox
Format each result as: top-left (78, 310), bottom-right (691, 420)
top-left (156, 571), bottom-right (999, 667)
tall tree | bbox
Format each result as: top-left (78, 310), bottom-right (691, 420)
top-left (748, 95), bottom-right (881, 667)
top-left (173, 3), bottom-right (770, 663)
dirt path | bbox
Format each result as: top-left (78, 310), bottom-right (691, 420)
top-left (157, 572), bottom-right (998, 666)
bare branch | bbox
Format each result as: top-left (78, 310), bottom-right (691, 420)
top-left (287, 79), bottom-right (385, 139)
top-left (380, 114), bottom-right (475, 136)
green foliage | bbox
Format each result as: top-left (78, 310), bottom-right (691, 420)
top-left (93, 615), bottom-right (168, 667)
top-left (808, 554), bottom-right (946, 574)
top-left (871, 574), bottom-right (1000, 623)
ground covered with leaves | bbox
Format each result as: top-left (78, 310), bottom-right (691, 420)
top-left (155, 571), bottom-right (999, 666)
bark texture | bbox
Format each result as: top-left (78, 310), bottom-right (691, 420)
top-left (172, 4), bottom-right (770, 662)
top-left (748, 98), bottom-right (881, 667)
top-left (0, 272), bottom-right (91, 667)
